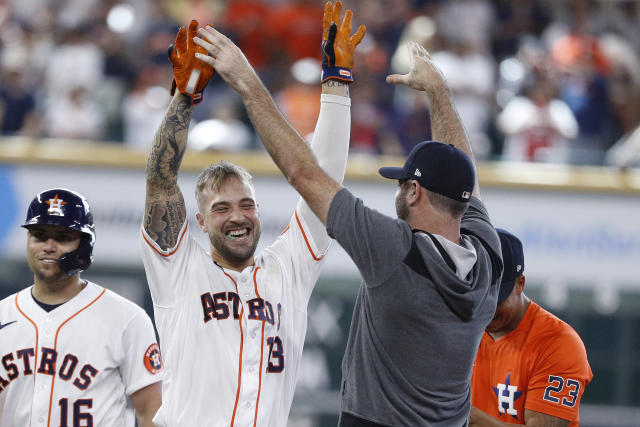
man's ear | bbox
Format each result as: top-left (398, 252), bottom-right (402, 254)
top-left (196, 212), bottom-right (207, 233)
top-left (408, 180), bottom-right (421, 206)
top-left (516, 274), bottom-right (526, 294)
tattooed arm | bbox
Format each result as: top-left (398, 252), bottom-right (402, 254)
top-left (144, 93), bottom-right (192, 250)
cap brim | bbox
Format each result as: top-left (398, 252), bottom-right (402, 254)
top-left (379, 166), bottom-right (409, 180)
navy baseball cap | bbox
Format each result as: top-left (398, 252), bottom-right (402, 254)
top-left (378, 141), bottom-right (475, 202)
top-left (496, 228), bottom-right (525, 304)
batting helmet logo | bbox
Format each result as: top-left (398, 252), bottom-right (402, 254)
top-left (45, 195), bottom-right (68, 216)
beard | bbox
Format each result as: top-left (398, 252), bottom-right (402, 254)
top-left (31, 262), bottom-right (69, 285)
top-left (395, 185), bottom-right (410, 221)
top-left (209, 224), bottom-right (261, 265)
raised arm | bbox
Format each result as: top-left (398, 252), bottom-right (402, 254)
top-left (387, 41), bottom-right (481, 199)
top-left (200, 42), bottom-right (337, 224)
top-left (144, 93), bottom-right (191, 250)
top-left (194, 2), bottom-right (365, 224)
top-left (144, 20), bottom-right (214, 249)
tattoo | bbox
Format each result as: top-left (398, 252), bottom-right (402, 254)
top-left (144, 193), bottom-right (187, 250)
top-left (322, 79), bottom-right (349, 95)
top-left (146, 97), bottom-right (192, 187)
top-left (144, 95), bottom-right (192, 250)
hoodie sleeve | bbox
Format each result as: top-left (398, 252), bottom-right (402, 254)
top-left (461, 197), bottom-right (503, 285)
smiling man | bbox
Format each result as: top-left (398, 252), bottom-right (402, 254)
top-left (140, 4), bottom-right (362, 425)
top-left (0, 188), bottom-right (162, 427)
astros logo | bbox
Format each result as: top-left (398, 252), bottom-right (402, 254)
top-left (45, 195), bottom-right (67, 216)
top-left (144, 343), bottom-right (163, 374)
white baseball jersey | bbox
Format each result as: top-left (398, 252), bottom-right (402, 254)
top-left (0, 281), bottom-right (163, 427)
top-left (140, 94), bottom-right (351, 427)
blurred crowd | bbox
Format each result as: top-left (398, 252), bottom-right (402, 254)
top-left (1, 0), bottom-right (639, 167)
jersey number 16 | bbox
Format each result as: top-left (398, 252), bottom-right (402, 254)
top-left (58, 398), bottom-right (92, 427)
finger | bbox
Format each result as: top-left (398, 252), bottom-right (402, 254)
top-left (408, 41), bottom-right (416, 68)
top-left (198, 26), bottom-right (225, 48)
top-left (341, 9), bottom-right (353, 38)
top-left (414, 42), bottom-right (432, 63)
top-left (327, 23), bottom-right (337, 47)
top-left (195, 52), bottom-right (215, 67)
top-left (386, 74), bottom-right (408, 85)
top-left (322, 1), bottom-right (332, 41)
top-left (411, 41), bottom-right (429, 65)
top-left (174, 26), bottom-right (186, 57)
top-left (415, 41), bottom-right (431, 58)
top-left (193, 36), bottom-right (216, 56)
top-left (351, 24), bottom-right (366, 47)
top-left (187, 20), bottom-right (199, 52)
top-left (332, 1), bottom-right (342, 25)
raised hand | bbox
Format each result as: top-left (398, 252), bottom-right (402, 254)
top-left (321, 1), bottom-right (366, 83)
top-left (386, 41), bottom-right (448, 97)
top-left (168, 20), bottom-right (215, 104)
top-left (193, 25), bottom-right (259, 96)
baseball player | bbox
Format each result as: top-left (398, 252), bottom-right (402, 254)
top-left (141, 3), bottom-right (364, 426)
top-left (0, 188), bottom-right (162, 427)
top-left (470, 229), bottom-right (593, 426)
top-left (197, 21), bottom-right (502, 427)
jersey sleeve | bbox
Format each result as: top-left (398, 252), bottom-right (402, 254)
top-left (119, 309), bottom-right (163, 396)
top-left (524, 328), bottom-right (593, 422)
top-left (294, 93), bottom-right (351, 254)
top-left (140, 220), bottom-right (196, 307)
top-left (326, 188), bottom-right (413, 287)
top-left (264, 206), bottom-right (330, 309)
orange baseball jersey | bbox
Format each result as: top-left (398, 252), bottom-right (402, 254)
top-left (471, 302), bottom-right (593, 425)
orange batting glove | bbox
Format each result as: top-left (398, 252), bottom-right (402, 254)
top-left (168, 20), bottom-right (215, 104)
top-left (321, 1), bottom-right (366, 83)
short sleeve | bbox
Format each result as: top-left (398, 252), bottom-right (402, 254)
top-left (326, 188), bottom-right (413, 286)
top-left (119, 309), bottom-right (163, 396)
top-left (264, 206), bottom-right (330, 308)
top-left (524, 330), bottom-right (593, 422)
top-left (140, 220), bottom-right (195, 307)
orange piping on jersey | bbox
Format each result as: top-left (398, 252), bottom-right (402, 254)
top-left (225, 272), bottom-right (243, 427)
top-left (252, 267), bottom-right (261, 299)
top-left (280, 224), bottom-right (290, 235)
top-left (251, 267), bottom-right (265, 427)
top-left (294, 210), bottom-right (323, 261)
top-left (46, 288), bottom-right (106, 427)
top-left (15, 291), bottom-right (39, 427)
top-left (141, 222), bottom-right (188, 257)
top-left (253, 319), bottom-right (266, 427)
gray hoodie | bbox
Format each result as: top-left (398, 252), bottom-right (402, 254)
top-left (327, 189), bottom-right (502, 426)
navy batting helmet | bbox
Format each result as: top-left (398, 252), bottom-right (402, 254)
top-left (22, 188), bottom-right (95, 276)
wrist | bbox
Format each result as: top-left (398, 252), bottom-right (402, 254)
top-left (321, 66), bottom-right (353, 84)
top-left (321, 80), bottom-right (349, 97)
top-left (425, 80), bottom-right (451, 100)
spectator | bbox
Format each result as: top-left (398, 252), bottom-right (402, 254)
top-left (0, 68), bottom-right (38, 136)
top-left (497, 77), bottom-right (578, 162)
top-left (44, 86), bottom-right (106, 140)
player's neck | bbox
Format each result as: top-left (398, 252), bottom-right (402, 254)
top-left (212, 253), bottom-right (255, 272)
top-left (409, 213), bottom-right (462, 245)
top-left (32, 275), bottom-right (87, 305)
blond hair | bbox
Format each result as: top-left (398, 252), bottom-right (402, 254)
top-left (195, 161), bottom-right (254, 212)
